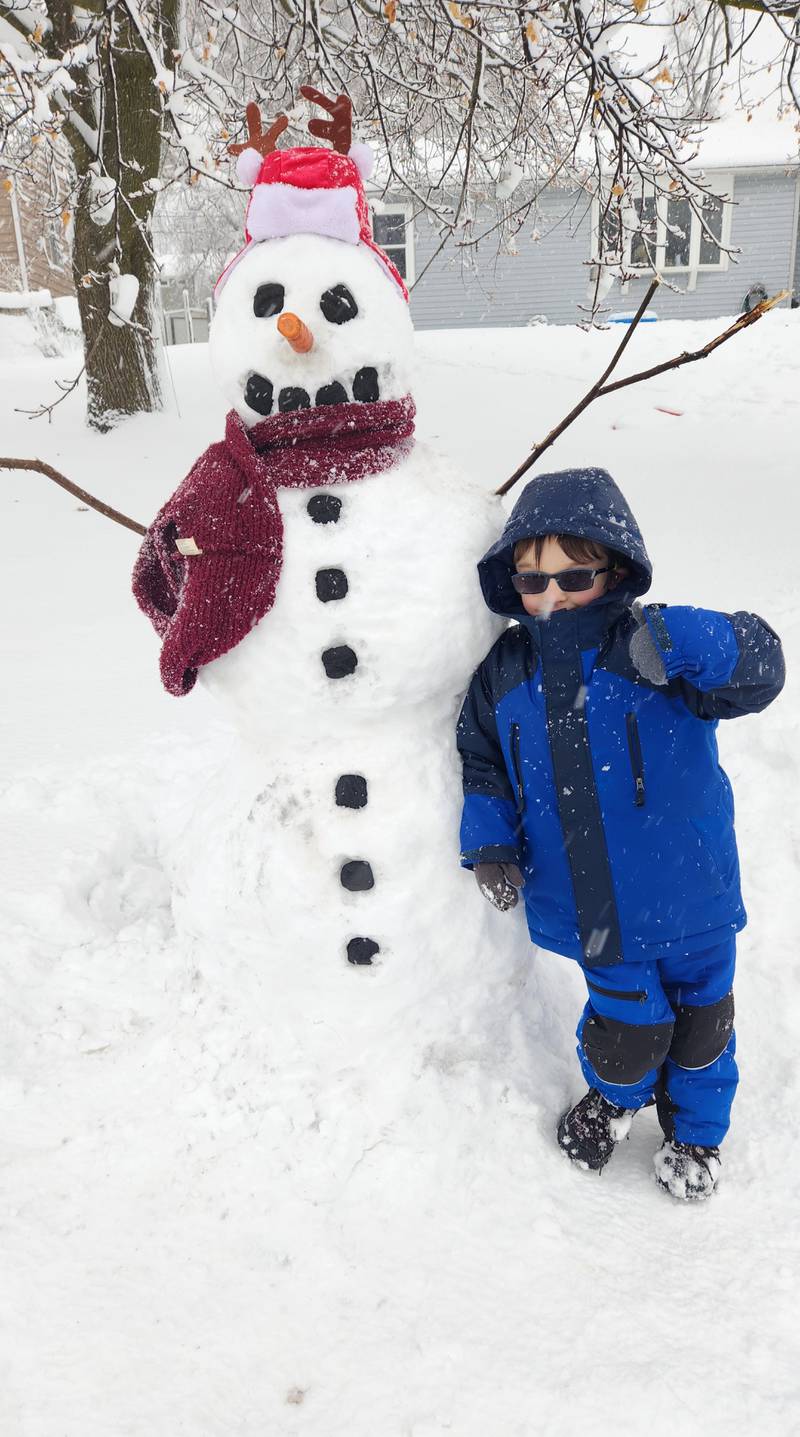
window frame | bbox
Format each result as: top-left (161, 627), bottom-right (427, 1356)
top-left (33, 204), bottom-right (70, 275)
top-left (594, 174), bottom-right (734, 280)
top-left (370, 198), bottom-right (415, 287)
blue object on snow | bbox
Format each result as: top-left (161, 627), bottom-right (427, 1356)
top-left (608, 311), bottom-right (658, 323)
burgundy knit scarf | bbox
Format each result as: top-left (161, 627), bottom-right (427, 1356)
top-left (234, 394), bottom-right (416, 484)
top-left (132, 395), bottom-right (416, 695)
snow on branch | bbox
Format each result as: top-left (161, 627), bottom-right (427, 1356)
top-left (2, 0), bottom-right (798, 330)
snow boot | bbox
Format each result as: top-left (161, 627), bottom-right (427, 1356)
top-left (653, 1139), bottom-right (721, 1202)
top-left (557, 1088), bottom-right (636, 1172)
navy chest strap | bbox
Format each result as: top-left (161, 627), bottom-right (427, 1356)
top-left (539, 623), bottom-right (623, 966)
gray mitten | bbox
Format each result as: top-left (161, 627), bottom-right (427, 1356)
top-left (629, 601), bottom-right (667, 686)
top-left (474, 861), bottom-right (524, 912)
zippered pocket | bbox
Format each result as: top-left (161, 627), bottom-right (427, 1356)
top-left (509, 721), bottom-right (525, 814)
top-left (586, 979), bottom-right (647, 1005)
top-left (624, 712), bottom-right (646, 808)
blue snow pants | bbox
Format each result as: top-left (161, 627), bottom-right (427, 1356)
top-left (577, 937), bottom-right (738, 1148)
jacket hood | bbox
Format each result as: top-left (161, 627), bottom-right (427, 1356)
top-left (479, 467), bottom-right (652, 618)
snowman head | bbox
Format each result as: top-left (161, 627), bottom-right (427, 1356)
top-left (210, 91), bottom-right (414, 426)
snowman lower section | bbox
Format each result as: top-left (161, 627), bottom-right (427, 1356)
top-left (167, 715), bottom-right (480, 966)
top-left (194, 454), bottom-right (503, 962)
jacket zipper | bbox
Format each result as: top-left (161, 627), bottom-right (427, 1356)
top-left (510, 722), bottom-right (525, 814)
top-left (624, 712), bottom-right (646, 808)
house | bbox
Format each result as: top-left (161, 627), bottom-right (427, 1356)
top-left (375, 116), bottom-right (800, 328)
top-left (151, 113), bottom-right (799, 341)
top-left (0, 149), bottom-right (74, 305)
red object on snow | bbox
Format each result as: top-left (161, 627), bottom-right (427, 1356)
top-left (132, 397), bottom-right (415, 696)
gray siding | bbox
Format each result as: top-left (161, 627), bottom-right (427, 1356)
top-left (410, 188), bottom-right (592, 329)
top-left (408, 170), bottom-right (800, 329)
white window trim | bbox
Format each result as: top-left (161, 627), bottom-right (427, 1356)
top-left (593, 174), bottom-right (735, 290)
top-left (370, 198), bottom-right (415, 287)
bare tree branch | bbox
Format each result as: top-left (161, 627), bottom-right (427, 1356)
top-left (0, 457), bottom-right (146, 533)
top-left (497, 285), bottom-right (789, 496)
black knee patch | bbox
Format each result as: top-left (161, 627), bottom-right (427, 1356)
top-left (669, 991), bottom-right (734, 1069)
top-left (583, 1014), bottom-right (674, 1085)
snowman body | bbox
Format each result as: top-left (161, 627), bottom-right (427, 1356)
top-left (166, 211), bottom-right (506, 964)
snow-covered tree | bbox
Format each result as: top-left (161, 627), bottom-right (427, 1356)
top-left (0, 0), bottom-right (235, 428)
top-left (1, 0), bottom-right (797, 430)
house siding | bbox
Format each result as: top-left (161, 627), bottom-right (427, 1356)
top-left (407, 170), bottom-right (799, 329)
top-left (0, 194), bottom-right (21, 281)
top-left (0, 143), bottom-right (74, 301)
top-left (409, 187), bottom-right (592, 329)
top-left (792, 176), bottom-right (800, 302)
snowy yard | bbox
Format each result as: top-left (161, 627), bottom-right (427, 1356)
top-left (2, 310), bottom-right (800, 1435)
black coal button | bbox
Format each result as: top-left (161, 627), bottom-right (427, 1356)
top-left (347, 937), bottom-right (380, 966)
top-left (341, 860), bottom-right (375, 892)
top-left (335, 774), bottom-right (368, 808)
top-left (278, 386), bottom-right (310, 412)
top-left (352, 367), bottom-right (380, 403)
top-left (244, 373), bottom-right (273, 416)
top-left (322, 645), bottom-right (357, 678)
top-left (307, 493), bottom-right (342, 525)
top-left (316, 381), bottom-right (348, 406)
top-left (316, 568), bottom-right (349, 603)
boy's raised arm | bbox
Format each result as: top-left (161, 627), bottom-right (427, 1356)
top-left (630, 604), bottom-right (786, 720)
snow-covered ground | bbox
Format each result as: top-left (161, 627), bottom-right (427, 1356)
top-left (2, 310), bottom-right (799, 1435)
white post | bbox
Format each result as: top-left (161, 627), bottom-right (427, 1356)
top-left (182, 287), bottom-right (194, 344)
top-left (8, 180), bottom-right (30, 294)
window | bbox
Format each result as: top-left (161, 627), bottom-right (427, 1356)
top-left (698, 193), bottom-right (724, 265)
top-left (664, 195), bottom-right (692, 269)
top-left (599, 201), bottom-right (622, 259)
top-left (39, 210), bottom-right (70, 273)
top-left (595, 178), bottom-right (732, 275)
top-left (371, 204), bottom-right (414, 284)
top-left (630, 195), bottom-right (658, 268)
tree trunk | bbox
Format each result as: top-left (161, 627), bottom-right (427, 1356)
top-left (72, 176), bottom-right (164, 432)
top-left (24, 1), bottom-right (177, 431)
top-left (70, 7), bottom-right (175, 430)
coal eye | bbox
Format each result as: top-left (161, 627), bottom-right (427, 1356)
top-left (253, 283), bottom-right (285, 318)
top-left (320, 284), bottom-right (358, 325)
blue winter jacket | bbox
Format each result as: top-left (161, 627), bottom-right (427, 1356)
top-left (457, 468), bottom-right (785, 967)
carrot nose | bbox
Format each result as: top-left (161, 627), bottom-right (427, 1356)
top-left (277, 312), bottom-right (314, 353)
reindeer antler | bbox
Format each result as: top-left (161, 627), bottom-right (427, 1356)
top-left (300, 85), bottom-right (352, 155)
top-left (228, 102), bottom-right (289, 158)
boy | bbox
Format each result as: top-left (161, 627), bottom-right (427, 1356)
top-left (457, 467), bottom-right (784, 1201)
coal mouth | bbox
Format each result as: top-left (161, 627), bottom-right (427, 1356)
top-left (243, 366), bottom-right (380, 418)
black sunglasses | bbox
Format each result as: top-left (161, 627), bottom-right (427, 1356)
top-left (511, 565), bottom-right (613, 595)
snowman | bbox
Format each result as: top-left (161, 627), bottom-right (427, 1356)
top-left (133, 89), bottom-right (505, 969)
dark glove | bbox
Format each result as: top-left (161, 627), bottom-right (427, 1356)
top-left (629, 601), bottom-right (668, 686)
top-left (474, 861), bottom-right (524, 912)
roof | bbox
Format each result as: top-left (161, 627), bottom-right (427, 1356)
top-left (685, 108), bottom-right (800, 173)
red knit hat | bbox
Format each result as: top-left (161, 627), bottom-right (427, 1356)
top-left (215, 89), bottom-right (408, 303)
